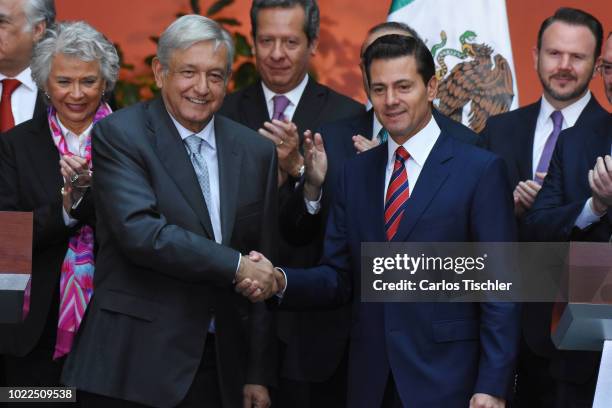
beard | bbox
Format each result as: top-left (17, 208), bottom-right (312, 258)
top-left (539, 71), bottom-right (592, 102)
top-left (537, 57), bottom-right (594, 103)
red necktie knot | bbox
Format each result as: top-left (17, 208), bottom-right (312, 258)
top-left (1, 78), bottom-right (22, 132)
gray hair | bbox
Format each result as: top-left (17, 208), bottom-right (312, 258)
top-left (23, 0), bottom-right (56, 31)
top-left (251, 0), bottom-right (319, 45)
top-left (157, 15), bottom-right (234, 78)
top-left (30, 21), bottom-right (120, 94)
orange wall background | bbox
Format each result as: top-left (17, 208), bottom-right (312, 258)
top-left (57, 1), bottom-right (611, 109)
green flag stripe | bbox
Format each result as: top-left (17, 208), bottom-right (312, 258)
top-left (388, 0), bottom-right (416, 14)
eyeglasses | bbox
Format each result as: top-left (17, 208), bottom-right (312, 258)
top-left (598, 61), bottom-right (612, 77)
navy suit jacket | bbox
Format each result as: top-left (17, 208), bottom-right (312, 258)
top-left (282, 113), bottom-right (520, 407)
top-left (523, 114), bottom-right (612, 384)
top-left (277, 109), bottom-right (479, 382)
top-left (480, 96), bottom-right (608, 191)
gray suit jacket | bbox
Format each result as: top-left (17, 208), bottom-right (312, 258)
top-left (62, 97), bottom-right (279, 408)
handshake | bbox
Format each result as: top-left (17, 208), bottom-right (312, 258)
top-left (235, 251), bottom-right (286, 302)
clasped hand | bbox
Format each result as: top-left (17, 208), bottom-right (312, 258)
top-left (235, 251), bottom-right (285, 302)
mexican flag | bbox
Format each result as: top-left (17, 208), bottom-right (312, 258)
top-left (388, 0), bottom-right (519, 133)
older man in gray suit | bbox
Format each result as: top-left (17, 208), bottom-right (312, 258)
top-left (63, 15), bottom-right (279, 408)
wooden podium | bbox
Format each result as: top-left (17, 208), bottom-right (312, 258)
top-left (0, 211), bottom-right (33, 323)
top-left (551, 242), bottom-right (612, 408)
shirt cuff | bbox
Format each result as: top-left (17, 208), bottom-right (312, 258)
top-left (304, 189), bottom-right (322, 215)
top-left (575, 198), bottom-right (605, 229)
top-left (62, 207), bottom-right (78, 227)
top-left (274, 267), bottom-right (287, 300)
top-left (233, 253), bottom-right (242, 282)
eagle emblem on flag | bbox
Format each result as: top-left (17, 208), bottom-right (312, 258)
top-left (431, 30), bottom-right (515, 133)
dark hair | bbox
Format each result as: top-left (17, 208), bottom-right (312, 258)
top-left (537, 7), bottom-right (603, 58)
top-left (250, 0), bottom-right (319, 45)
top-left (363, 34), bottom-right (435, 87)
top-left (367, 22), bottom-right (421, 42)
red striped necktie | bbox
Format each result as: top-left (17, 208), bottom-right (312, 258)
top-left (385, 146), bottom-right (410, 241)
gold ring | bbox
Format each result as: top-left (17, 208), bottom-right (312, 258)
top-left (278, 140), bottom-right (284, 146)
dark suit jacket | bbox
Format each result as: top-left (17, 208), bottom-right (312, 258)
top-left (61, 97), bottom-right (279, 408)
top-left (480, 96), bottom-right (609, 191)
top-left (219, 76), bottom-right (364, 140)
top-left (220, 76), bottom-right (363, 382)
top-left (523, 113), bottom-right (612, 384)
top-left (0, 114), bottom-right (95, 356)
top-left (282, 115), bottom-right (521, 407)
top-left (276, 109), bottom-right (480, 381)
top-left (482, 96), bottom-right (608, 385)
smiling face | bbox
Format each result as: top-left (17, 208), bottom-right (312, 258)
top-left (153, 40), bottom-right (228, 133)
top-left (253, 5), bottom-right (317, 94)
top-left (0, 0), bottom-right (45, 76)
top-left (368, 55), bottom-right (437, 145)
top-left (46, 53), bottom-right (105, 134)
top-left (534, 21), bottom-right (597, 109)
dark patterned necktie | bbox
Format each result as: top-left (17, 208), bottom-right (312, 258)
top-left (385, 146), bottom-right (410, 240)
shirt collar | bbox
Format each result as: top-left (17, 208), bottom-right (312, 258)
top-left (387, 113), bottom-right (440, 168)
top-left (261, 74), bottom-right (309, 109)
top-left (168, 113), bottom-right (216, 150)
top-left (56, 116), bottom-right (93, 139)
top-left (539, 91), bottom-right (592, 128)
top-left (0, 67), bottom-right (37, 92)
top-left (372, 112), bottom-right (383, 141)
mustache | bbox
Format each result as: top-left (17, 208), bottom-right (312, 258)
top-left (550, 72), bottom-right (576, 80)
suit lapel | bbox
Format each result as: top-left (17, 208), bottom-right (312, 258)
top-left (292, 77), bottom-right (326, 135)
top-left (393, 131), bottom-right (454, 242)
top-left (24, 117), bottom-right (63, 200)
top-left (585, 115), bottom-right (612, 165)
top-left (215, 116), bottom-right (242, 246)
top-left (362, 145), bottom-right (388, 241)
top-left (241, 82), bottom-right (270, 130)
top-left (516, 101), bottom-right (540, 181)
top-left (148, 98), bottom-right (215, 239)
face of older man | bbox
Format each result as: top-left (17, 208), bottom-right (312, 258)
top-left (533, 21), bottom-right (597, 109)
top-left (253, 4), bottom-right (318, 94)
top-left (600, 35), bottom-right (612, 104)
top-left (153, 40), bottom-right (228, 133)
top-left (46, 53), bottom-right (106, 134)
top-left (0, 0), bottom-right (45, 76)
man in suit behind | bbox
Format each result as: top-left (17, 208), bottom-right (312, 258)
top-left (220, 1), bottom-right (362, 405)
top-left (0, 0), bottom-right (54, 133)
top-left (523, 33), bottom-right (612, 408)
top-left (480, 9), bottom-right (609, 406)
top-left (62, 15), bottom-right (279, 408)
top-left (241, 34), bottom-right (521, 408)
top-left (220, 0), bottom-right (362, 185)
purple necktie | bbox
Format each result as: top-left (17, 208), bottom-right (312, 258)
top-left (272, 95), bottom-right (290, 121)
top-left (535, 110), bottom-right (564, 182)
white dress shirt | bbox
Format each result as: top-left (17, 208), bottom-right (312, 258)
top-left (261, 74), bottom-right (309, 122)
top-left (384, 115), bottom-right (441, 201)
top-left (169, 115), bottom-right (223, 245)
top-left (0, 67), bottom-right (38, 126)
top-left (373, 113), bottom-right (383, 142)
top-left (57, 118), bottom-right (93, 227)
top-left (532, 92), bottom-right (591, 179)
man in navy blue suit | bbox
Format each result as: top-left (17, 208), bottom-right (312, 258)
top-left (240, 34), bottom-right (520, 408)
top-left (481, 9), bottom-right (608, 407)
top-left (523, 33), bottom-right (612, 408)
